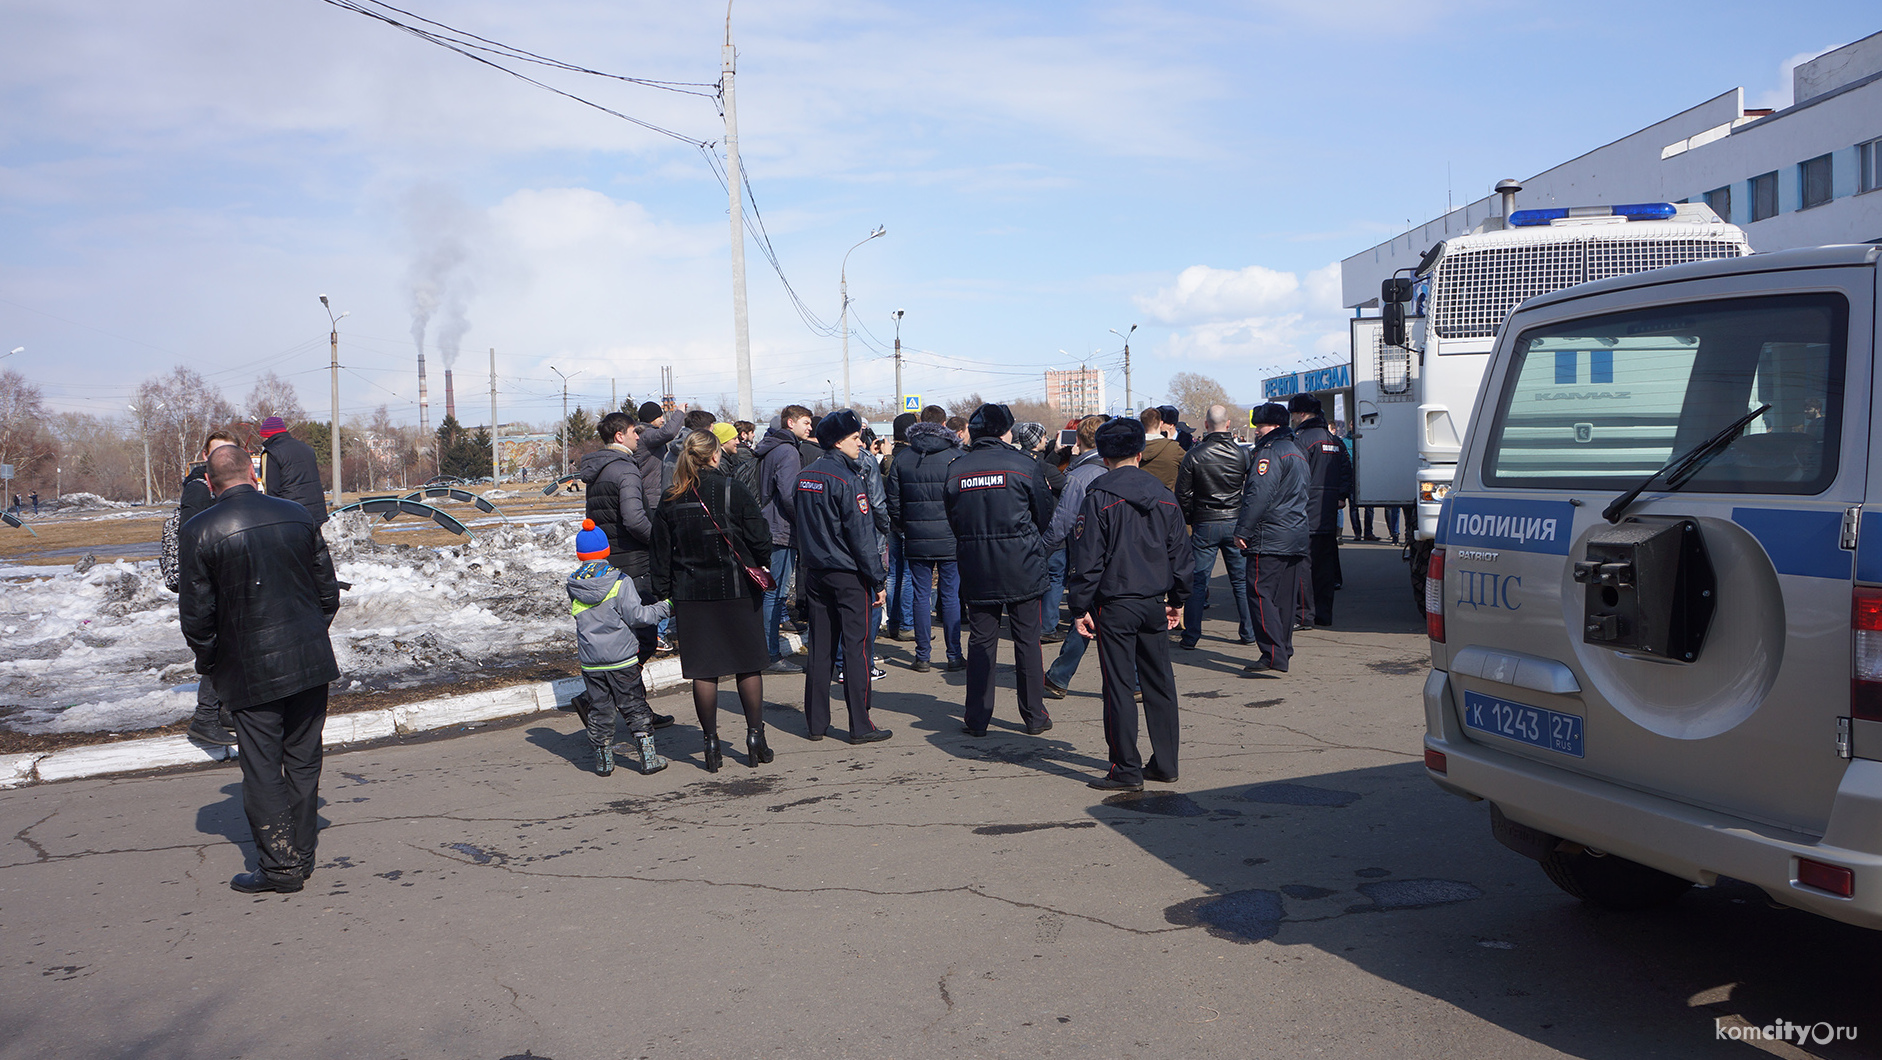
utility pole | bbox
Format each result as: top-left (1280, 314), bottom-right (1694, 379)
top-left (321, 295), bottom-right (347, 509)
top-left (892, 309), bottom-right (905, 413)
top-left (127, 402), bottom-right (160, 506)
top-left (1110, 324), bottom-right (1137, 414)
top-left (489, 348), bottom-right (499, 485)
top-left (840, 226), bottom-right (886, 409)
top-left (551, 365), bottom-right (577, 478)
top-left (723, 2), bottom-right (754, 422)
top-left (611, 377), bottom-right (616, 414)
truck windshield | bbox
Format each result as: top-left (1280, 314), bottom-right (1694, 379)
top-left (1482, 293), bottom-right (1846, 493)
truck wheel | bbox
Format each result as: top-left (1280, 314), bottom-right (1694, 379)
top-left (1408, 538), bottom-right (1433, 612)
top-left (1539, 847), bottom-right (1693, 911)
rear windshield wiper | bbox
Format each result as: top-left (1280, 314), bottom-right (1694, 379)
top-left (1601, 404), bottom-right (1771, 523)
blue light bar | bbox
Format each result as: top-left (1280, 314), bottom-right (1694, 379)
top-left (1510, 203), bottom-right (1679, 227)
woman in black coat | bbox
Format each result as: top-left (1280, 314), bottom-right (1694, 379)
top-left (652, 430), bottom-right (775, 771)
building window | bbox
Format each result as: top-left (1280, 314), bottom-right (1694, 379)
top-left (1704, 185), bottom-right (1732, 221)
top-left (1750, 171), bottom-right (1779, 221)
top-left (1800, 154), bottom-right (1833, 209)
top-left (1862, 138), bottom-right (1882, 194)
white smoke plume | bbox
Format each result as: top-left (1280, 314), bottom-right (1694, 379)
top-left (402, 184), bottom-right (484, 368)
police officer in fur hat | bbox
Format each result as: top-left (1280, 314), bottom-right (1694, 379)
top-left (1235, 403), bottom-right (1309, 675)
top-left (1066, 417), bottom-right (1190, 791)
top-left (943, 403), bottom-right (1056, 737)
top-left (794, 408), bottom-right (894, 744)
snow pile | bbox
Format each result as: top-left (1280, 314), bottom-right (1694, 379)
top-left (54, 493), bottom-right (134, 512)
top-left (0, 516), bottom-right (592, 735)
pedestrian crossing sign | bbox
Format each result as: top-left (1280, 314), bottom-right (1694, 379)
top-left (904, 395), bottom-right (921, 413)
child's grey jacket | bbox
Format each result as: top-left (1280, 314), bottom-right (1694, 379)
top-left (567, 560), bottom-right (672, 671)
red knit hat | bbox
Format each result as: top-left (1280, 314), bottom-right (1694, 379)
top-left (575, 519), bottom-right (610, 560)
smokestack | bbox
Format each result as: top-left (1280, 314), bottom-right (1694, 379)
top-left (445, 369), bottom-right (456, 422)
top-left (418, 353), bottom-right (431, 439)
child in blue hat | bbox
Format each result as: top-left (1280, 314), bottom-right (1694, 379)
top-left (568, 519), bottom-right (673, 775)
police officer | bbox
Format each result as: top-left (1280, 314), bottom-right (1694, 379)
top-left (1235, 403), bottom-right (1309, 674)
top-left (944, 403), bottom-right (1055, 737)
top-left (794, 409), bottom-right (893, 744)
top-left (1066, 418), bottom-right (1190, 791)
top-left (1289, 394), bottom-right (1353, 627)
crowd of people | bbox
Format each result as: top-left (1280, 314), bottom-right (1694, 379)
top-left (170, 395), bottom-right (1359, 895)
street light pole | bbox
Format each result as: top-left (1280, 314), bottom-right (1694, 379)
top-left (1110, 325), bottom-right (1137, 414)
top-left (550, 365), bottom-right (577, 477)
top-left (723, 1), bottom-right (754, 422)
top-left (892, 309), bottom-right (905, 413)
top-left (320, 296), bottom-right (348, 510)
top-left (2, 347), bottom-right (21, 362)
top-left (839, 226), bottom-right (886, 408)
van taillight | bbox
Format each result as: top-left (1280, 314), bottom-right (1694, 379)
top-left (1426, 547), bottom-right (1446, 643)
top-left (1852, 588), bottom-right (1882, 721)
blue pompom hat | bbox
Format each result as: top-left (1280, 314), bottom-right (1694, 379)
top-left (575, 518), bottom-right (610, 560)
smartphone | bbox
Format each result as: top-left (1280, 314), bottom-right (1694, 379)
top-left (1057, 428), bottom-right (1078, 448)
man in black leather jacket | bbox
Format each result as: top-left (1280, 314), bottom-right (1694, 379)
top-left (943, 404), bottom-right (1056, 738)
top-left (794, 409), bottom-right (892, 745)
top-left (1174, 405), bottom-right (1255, 649)
top-left (179, 445), bottom-right (340, 895)
top-left (1234, 403), bottom-right (1309, 675)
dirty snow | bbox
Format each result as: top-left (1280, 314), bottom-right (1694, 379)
top-left (0, 511), bottom-right (584, 734)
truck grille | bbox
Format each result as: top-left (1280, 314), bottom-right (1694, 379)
top-left (1429, 233), bottom-right (1747, 339)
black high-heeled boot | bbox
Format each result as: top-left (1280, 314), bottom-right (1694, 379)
top-left (702, 732), bottom-right (723, 773)
top-left (746, 726), bottom-right (774, 766)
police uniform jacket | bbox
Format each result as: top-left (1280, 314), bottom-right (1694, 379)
top-left (795, 450), bottom-right (885, 588)
top-left (1292, 416), bottom-right (1353, 535)
top-left (943, 438), bottom-right (1056, 605)
top-left (1064, 466), bottom-right (1191, 617)
top-left (1234, 427), bottom-right (1310, 557)
top-left (1174, 431), bottom-right (1249, 524)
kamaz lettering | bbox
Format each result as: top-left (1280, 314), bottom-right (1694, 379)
top-left (1453, 512), bottom-right (1558, 544)
top-left (1535, 391), bottom-right (1633, 401)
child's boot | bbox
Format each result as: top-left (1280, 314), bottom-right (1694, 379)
top-left (635, 732), bottom-right (668, 774)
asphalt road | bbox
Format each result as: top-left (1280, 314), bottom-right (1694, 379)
top-left (1, 543), bottom-right (1875, 1060)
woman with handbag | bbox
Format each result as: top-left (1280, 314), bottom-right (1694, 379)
top-left (652, 429), bottom-right (777, 771)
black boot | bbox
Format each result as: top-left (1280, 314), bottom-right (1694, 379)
top-left (746, 726), bottom-right (774, 766)
top-left (593, 743), bottom-right (614, 777)
top-left (703, 732), bottom-right (723, 773)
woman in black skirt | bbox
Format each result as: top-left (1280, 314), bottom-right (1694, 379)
top-left (652, 429), bottom-right (775, 771)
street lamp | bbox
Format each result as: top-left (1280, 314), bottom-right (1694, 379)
top-left (839, 225), bottom-right (886, 408)
top-left (550, 365), bottom-right (579, 477)
top-left (319, 296), bottom-right (348, 510)
top-left (1110, 325), bottom-right (1137, 414)
top-left (127, 401), bottom-right (164, 506)
top-left (891, 309), bottom-right (906, 413)
top-left (1, 347), bottom-right (22, 362)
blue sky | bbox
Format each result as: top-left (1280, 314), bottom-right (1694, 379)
top-left (1, 0), bottom-right (1875, 427)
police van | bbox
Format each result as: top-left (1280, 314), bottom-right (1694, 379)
top-left (1422, 243), bottom-right (1882, 929)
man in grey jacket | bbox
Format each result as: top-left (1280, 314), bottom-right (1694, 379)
top-left (1041, 416), bottom-right (1109, 699)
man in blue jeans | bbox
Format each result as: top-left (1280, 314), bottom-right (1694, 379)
top-left (754, 405), bottom-right (815, 672)
top-left (1174, 405), bottom-right (1255, 648)
top-left (886, 413), bottom-right (966, 671)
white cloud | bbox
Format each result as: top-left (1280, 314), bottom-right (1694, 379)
top-left (1137, 260), bottom-right (1346, 368)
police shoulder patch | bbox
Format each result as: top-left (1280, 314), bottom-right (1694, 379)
top-left (856, 493), bottom-right (870, 514)
top-left (1256, 458), bottom-right (1270, 476)
top-left (1073, 513), bottom-right (1085, 540)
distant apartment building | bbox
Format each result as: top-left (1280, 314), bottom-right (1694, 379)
top-left (1045, 367), bottom-right (1107, 418)
top-left (1342, 30), bottom-right (1882, 308)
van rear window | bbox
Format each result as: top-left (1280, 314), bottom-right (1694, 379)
top-left (1483, 293), bottom-right (1847, 493)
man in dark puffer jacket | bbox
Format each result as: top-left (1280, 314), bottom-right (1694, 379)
top-left (943, 403), bottom-right (1056, 737)
top-left (258, 416), bottom-right (327, 525)
top-left (886, 418), bottom-right (965, 671)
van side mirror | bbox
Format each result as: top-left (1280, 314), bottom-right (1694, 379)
top-left (1381, 277), bottom-right (1413, 304)
top-left (1383, 303), bottom-right (1407, 347)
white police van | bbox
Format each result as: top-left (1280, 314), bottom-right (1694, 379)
top-left (1422, 243), bottom-right (1882, 928)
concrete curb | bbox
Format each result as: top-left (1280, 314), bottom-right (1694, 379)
top-left (0, 632), bottom-right (803, 789)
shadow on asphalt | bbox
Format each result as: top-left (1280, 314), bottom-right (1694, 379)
top-left (1092, 762), bottom-right (1880, 1059)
